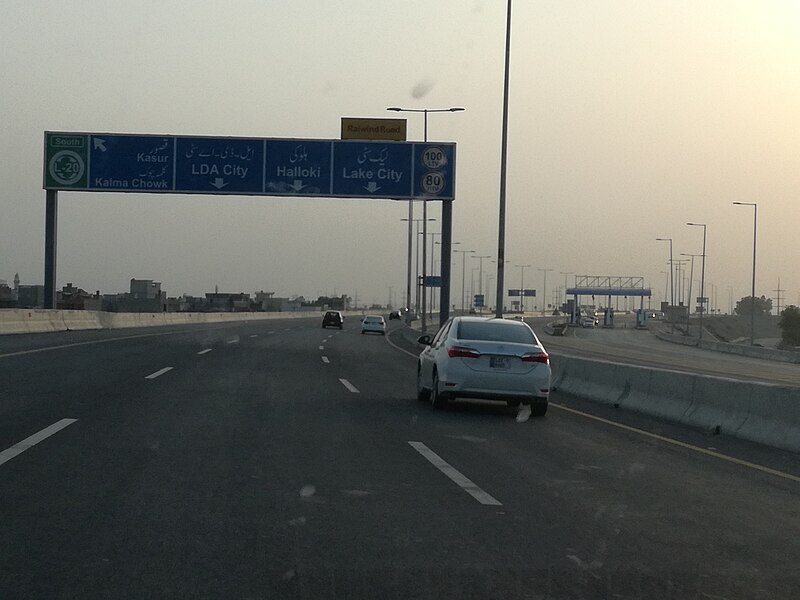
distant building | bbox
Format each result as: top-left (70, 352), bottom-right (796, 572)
top-left (57, 283), bottom-right (101, 310)
top-left (17, 285), bottom-right (45, 308)
top-left (0, 280), bottom-right (14, 308)
top-left (205, 292), bottom-right (251, 312)
top-left (130, 278), bottom-right (162, 300)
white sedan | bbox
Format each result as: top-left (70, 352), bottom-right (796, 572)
top-left (361, 315), bottom-right (386, 335)
top-left (416, 316), bottom-right (551, 416)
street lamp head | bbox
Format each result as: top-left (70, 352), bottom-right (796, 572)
top-left (386, 107), bottom-right (402, 112)
top-left (686, 222), bottom-right (706, 227)
top-left (449, 107), bottom-right (466, 112)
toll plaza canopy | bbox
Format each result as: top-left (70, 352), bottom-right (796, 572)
top-left (567, 276), bottom-right (651, 297)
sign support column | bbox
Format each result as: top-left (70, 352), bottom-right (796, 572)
top-left (44, 190), bottom-right (58, 309)
top-left (439, 200), bottom-right (453, 327)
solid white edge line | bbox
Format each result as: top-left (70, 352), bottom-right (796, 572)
top-left (408, 441), bottom-right (502, 506)
top-left (197, 348), bottom-right (213, 355)
top-left (384, 328), bottom-right (419, 358)
top-left (339, 378), bottom-right (360, 393)
top-left (551, 403), bottom-right (800, 484)
top-left (145, 366), bottom-right (174, 380)
top-left (0, 419), bottom-right (78, 467)
top-left (322, 356), bottom-right (330, 364)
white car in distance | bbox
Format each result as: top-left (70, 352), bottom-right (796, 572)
top-left (416, 316), bottom-right (551, 416)
top-left (361, 315), bottom-right (386, 335)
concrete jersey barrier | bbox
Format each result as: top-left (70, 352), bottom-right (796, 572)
top-left (0, 308), bottom-right (362, 336)
top-left (551, 353), bottom-right (800, 453)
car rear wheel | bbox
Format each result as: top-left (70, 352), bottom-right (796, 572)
top-left (431, 372), bottom-right (447, 410)
top-left (531, 402), bottom-right (548, 417)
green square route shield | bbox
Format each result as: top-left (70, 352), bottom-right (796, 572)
top-left (44, 133), bottom-right (88, 189)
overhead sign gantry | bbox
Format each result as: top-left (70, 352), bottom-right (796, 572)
top-left (41, 131), bottom-right (457, 323)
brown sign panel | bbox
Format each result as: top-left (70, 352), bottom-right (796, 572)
top-left (341, 118), bottom-right (407, 141)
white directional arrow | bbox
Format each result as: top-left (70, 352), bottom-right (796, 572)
top-left (93, 138), bottom-right (107, 152)
top-left (363, 181), bottom-right (381, 193)
top-left (211, 178), bottom-right (228, 189)
top-left (288, 180), bottom-right (304, 192)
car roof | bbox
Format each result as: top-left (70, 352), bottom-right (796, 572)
top-left (454, 316), bottom-right (527, 326)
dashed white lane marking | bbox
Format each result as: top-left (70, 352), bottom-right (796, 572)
top-left (227, 338), bottom-right (239, 344)
top-left (197, 348), bottom-right (213, 355)
top-left (339, 378), bottom-right (360, 393)
top-left (552, 403), bottom-right (800, 484)
top-left (322, 356), bottom-right (330, 364)
top-left (250, 334), bottom-right (258, 338)
top-left (145, 367), bottom-right (174, 380)
top-left (408, 441), bottom-right (502, 506)
top-left (268, 331), bottom-right (276, 335)
top-left (0, 419), bottom-right (78, 467)
top-left (318, 346), bottom-right (325, 350)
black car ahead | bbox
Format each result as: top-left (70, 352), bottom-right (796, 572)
top-left (322, 311), bottom-right (344, 329)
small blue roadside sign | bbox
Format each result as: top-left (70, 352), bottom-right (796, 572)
top-left (424, 276), bottom-right (442, 287)
top-left (523, 289), bottom-right (537, 297)
top-left (474, 294), bottom-right (485, 307)
top-left (508, 289), bottom-right (521, 297)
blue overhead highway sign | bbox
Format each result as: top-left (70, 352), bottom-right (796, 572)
top-left (43, 132), bottom-right (456, 200)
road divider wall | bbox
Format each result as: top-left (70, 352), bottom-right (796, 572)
top-left (550, 353), bottom-right (800, 452)
top-left (0, 309), bottom-right (362, 336)
top-left (655, 329), bottom-right (800, 364)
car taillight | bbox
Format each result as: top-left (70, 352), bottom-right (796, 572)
top-left (521, 351), bottom-right (549, 364)
top-left (447, 345), bottom-right (480, 359)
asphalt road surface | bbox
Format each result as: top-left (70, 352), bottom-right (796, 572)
top-left (1, 317), bottom-right (799, 599)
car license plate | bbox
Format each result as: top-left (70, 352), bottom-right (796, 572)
top-left (490, 356), bottom-right (509, 369)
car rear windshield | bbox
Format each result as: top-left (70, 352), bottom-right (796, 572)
top-left (456, 321), bottom-right (535, 344)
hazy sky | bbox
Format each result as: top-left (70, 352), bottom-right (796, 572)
top-left (2, 1), bottom-right (799, 311)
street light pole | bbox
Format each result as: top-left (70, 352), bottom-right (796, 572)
top-left (538, 268), bottom-right (553, 316)
top-left (453, 248), bottom-right (475, 313)
top-left (472, 255), bottom-right (491, 313)
top-left (733, 202), bottom-right (757, 345)
top-left (687, 222), bottom-right (707, 342)
top-left (656, 238), bottom-right (674, 333)
top-left (515, 264), bottom-right (531, 313)
top-left (495, 0), bottom-right (513, 319)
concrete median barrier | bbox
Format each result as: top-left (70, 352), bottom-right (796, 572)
top-left (0, 308), bottom-right (336, 336)
top-left (551, 353), bottom-right (800, 452)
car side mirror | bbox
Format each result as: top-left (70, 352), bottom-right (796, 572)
top-left (417, 335), bottom-right (432, 346)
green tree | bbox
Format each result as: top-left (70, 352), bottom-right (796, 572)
top-left (734, 295), bottom-right (772, 317)
top-left (778, 305), bottom-right (800, 346)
